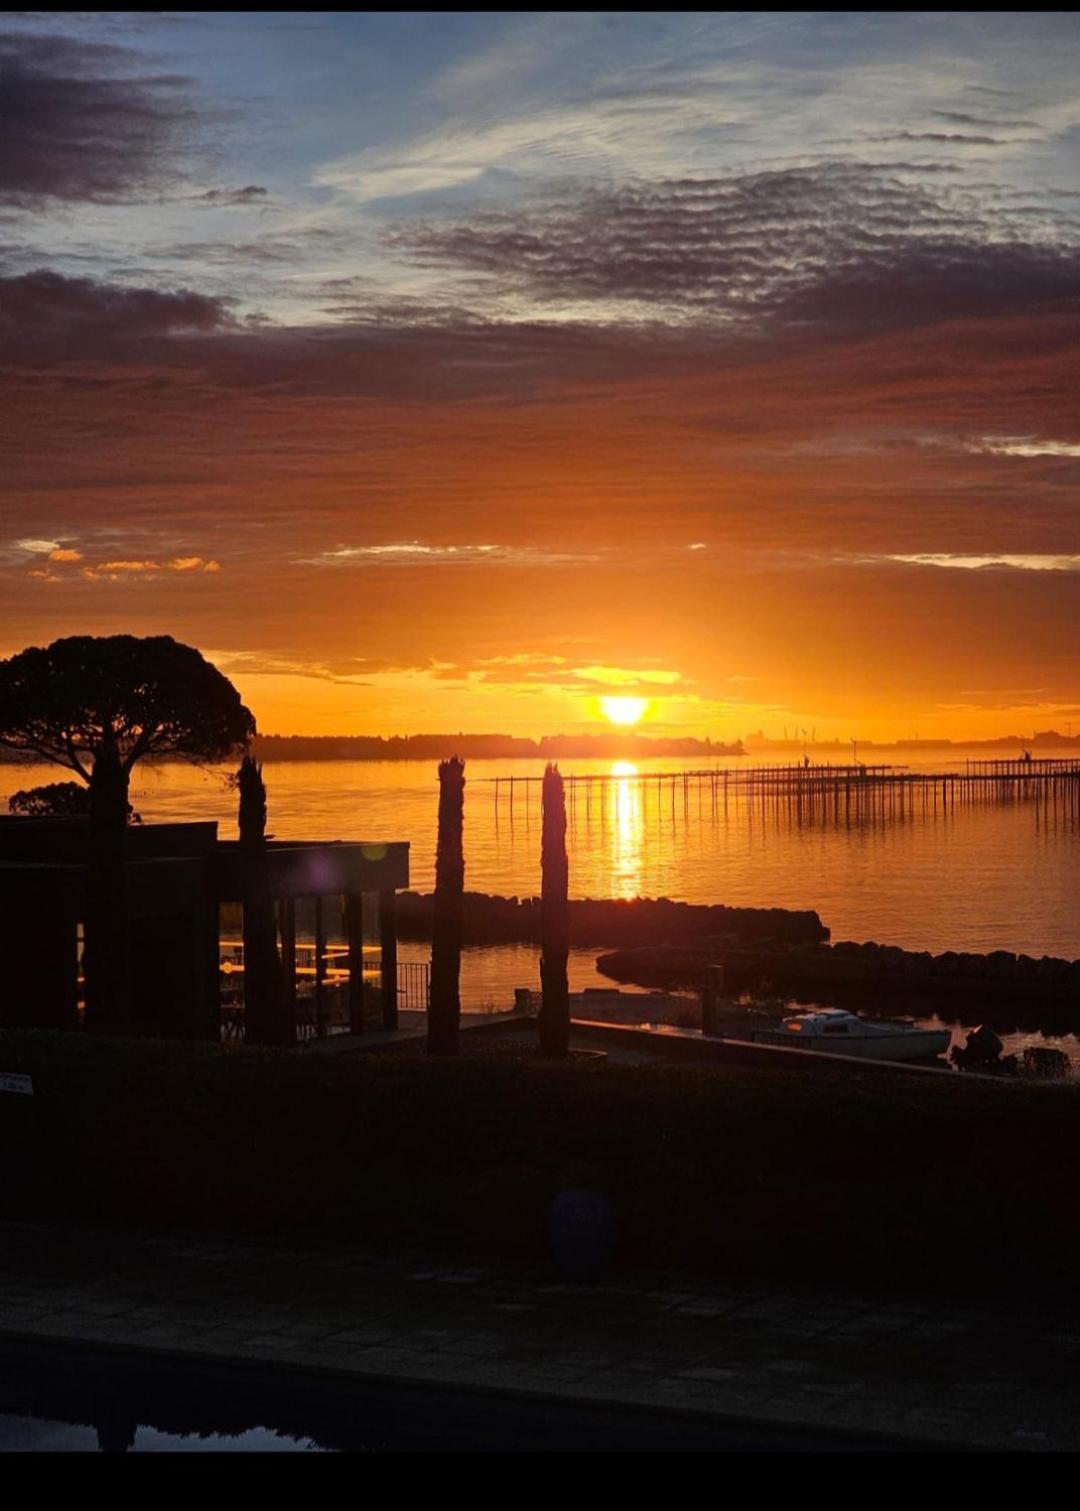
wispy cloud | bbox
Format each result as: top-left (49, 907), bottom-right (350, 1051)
top-left (302, 542), bottom-right (602, 568)
top-left (80, 557), bottom-right (220, 581)
top-left (888, 553), bottom-right (1080, 572)
top-left (190, 185), bottom-right (268, 207)
top-left (966, 436), bottom-right (1080, 458)
top-left (572, 664), bottom-right (682, 687)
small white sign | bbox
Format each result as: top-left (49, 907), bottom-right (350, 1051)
top-left (0, 1073), bottom-right (33, 1097)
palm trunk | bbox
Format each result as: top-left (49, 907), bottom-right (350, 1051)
top-left (429, 756), bottom-right (464, 1055)
top-left (83, 741), bottom-right (131, 1034)
top-left (237, 755), bottom-right (283, 1046)
top-left (539, 763), bottom-right (570, 1058)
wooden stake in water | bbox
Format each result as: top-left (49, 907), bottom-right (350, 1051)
top-left (429, 756), bottom-right (464, 1056)
top-left (539, 763), bottom-right (570, 1059)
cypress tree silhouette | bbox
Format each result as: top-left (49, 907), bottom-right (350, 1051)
top-left (540, 762), bottom-right (570, 1058)
top-left (429, 756), bottom-right (465, 1055)
top-left (237, 755), bottom-right (283, 1046)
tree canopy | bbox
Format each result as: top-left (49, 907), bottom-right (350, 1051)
top-left (8, 780), bottom-right (142, 823)
top-left (0, 635), bottom-right (256, 780)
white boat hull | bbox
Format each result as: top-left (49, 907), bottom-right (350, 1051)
top-left (750, 1028), bottom-right (950, 1061)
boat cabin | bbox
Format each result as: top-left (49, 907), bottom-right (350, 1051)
top-left (780, 1009), bottom-right (862, 1037)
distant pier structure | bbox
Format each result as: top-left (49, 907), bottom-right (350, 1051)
top-left (486, 758), bottom-right (1080, 827)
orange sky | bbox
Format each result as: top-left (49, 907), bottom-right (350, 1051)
top-left (3, 15), bottom-right (1079, 742)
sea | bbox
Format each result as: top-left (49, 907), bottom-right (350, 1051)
top-left (4, 751), bottom-right (1079, 1064)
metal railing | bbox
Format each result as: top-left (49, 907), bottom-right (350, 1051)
top-left (220, 952), bottom-right (431, 1040)
top-left (398, 959), bottom-right (430, 1011)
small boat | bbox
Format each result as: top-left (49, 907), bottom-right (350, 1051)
top-left (750, 1007), bottom-right (950, 1062)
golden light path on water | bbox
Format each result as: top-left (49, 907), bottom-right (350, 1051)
top-left (610, 760), bottom-right (643, 899)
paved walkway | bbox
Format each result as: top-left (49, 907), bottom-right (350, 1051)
top-left (1, 1221), bottom-right (1076, 1450)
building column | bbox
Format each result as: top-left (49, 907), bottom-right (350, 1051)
top-left (314, 894), bottom-right (326, 1038)
top-left (280, 897), bottom-right (297, 1045)
top-left (379, 889), bottom-right (398, 1031)
top-left (199, 876), bottom-right (221, 1042)
top-left (346, 891), bottom-right (364, 1034)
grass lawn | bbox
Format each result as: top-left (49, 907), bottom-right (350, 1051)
top-left (3, 1026), bottom-right (1079, 1303)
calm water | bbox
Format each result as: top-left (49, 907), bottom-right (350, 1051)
top-left (5, 753), bottom-right (1079, 1063)
top-left (4, 752), bottom-right (1079, 959)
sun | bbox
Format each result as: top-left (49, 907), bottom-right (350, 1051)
top-left (600, 695), bottom-right (649, 727)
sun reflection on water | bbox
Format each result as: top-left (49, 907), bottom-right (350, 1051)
top-left (609, 761), bottom-right (643, 898)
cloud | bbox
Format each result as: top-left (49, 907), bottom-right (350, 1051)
top-left (388, 163), bottom-right (1080, 331)
top-left (303, 542), bottom-right (601, 568)
top-left (89, 557), bottom-right (219, 574)
top-left (931, 111), bottom-right (1039, 129)
top-left (203, 649), bottom-right (370, 686)
top-left (12, 537), bottom-right (60, 555)
top-left (572, 664), bottom-right (682, 687)
top-left (0, 30), bottom-right (196, 205)
top-left (192, 185), bottom-right (268, 207)
top-left (887, 554), bottom-right (1080, 573)
top-left (19, 549), bottom-right (222, 583)
top-left (966, 436), bottom-right (1080, 458)
top-left (867, 131), bottom-right (1006, 145)
top-left (0, 269), bottom-right (235, 341)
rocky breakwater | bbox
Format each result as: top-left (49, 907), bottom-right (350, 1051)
top-left (595, 939), bottom-right (1080, 1031)
top-left (394, 892), bottom-right (829, 949)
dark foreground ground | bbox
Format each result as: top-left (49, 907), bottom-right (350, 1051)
top-left (1, 1220), bottom-right (1077, 1451)
top-left (3, 1025), bottom-right (1080, 1303)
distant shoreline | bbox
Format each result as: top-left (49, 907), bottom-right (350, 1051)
top-left (3, 731), bottom-right (1079, 768)
top-left (252, 734), bottom-right (1080, 762)
top-left (248, 734), bottom-right (747, 762)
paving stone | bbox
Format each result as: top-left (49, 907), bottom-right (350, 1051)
top-left (7, 1221), bottom-right (1080, 1450)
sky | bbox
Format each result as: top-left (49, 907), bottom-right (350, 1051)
top-left (2, 9), bottom-right (1080, 741)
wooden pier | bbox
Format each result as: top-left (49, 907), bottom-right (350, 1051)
top-left (485, 758), bottom-right (1080, 827)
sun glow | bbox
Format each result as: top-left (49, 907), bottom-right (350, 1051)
top-left (600, 695), bottom-right (648, 726)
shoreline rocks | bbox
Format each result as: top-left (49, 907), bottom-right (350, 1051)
top-left (394, 891), bottom-right (829, 949)
top-left (594, 940), bottom-right (1080, 1032)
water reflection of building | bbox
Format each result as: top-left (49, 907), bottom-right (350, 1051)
top-left (0, 817), bottom-right (411, 1040)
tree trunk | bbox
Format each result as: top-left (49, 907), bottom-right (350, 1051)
top-left (237, 756), bottom-right (283, 1046)
top-left (83, 742), bottom-right (131, 1034)
top-left (429, 756), bottom-right (465, 1055)
top-left (540, 763), bottom-right (570, 1058)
